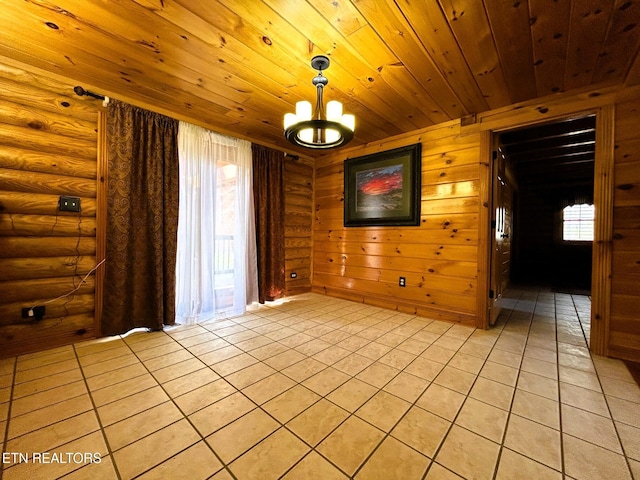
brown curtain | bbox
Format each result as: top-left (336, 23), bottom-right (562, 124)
top-left (103, 100), bottom-right (179, 335)
top-left (252, 144), bottom-right (286, 303)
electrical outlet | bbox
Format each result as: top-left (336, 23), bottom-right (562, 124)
top-left (21, 306), bottom-right (45, 320)
top-left (59, 196), bottom-right (81, 212)
top-left (399, 276), bottom-right (406, 287)
top-left (290, 272), bottom-right (297, 278)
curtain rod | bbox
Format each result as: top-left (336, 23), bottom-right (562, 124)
top-left (74, 85), bottom-right (110, 106)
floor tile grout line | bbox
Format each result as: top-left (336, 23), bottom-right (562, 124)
top-left (117, 329), bottom-right (241, 480)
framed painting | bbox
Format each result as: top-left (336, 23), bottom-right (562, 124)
top-left (344, 143), bottom-right (422, 227)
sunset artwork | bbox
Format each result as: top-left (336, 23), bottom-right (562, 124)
top-left (355, 164), bottom-right (404, 212)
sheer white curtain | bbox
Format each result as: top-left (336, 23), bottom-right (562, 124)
top-left (176, 122), bottom-right (258, 324)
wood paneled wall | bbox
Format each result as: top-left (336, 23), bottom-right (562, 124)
top-left (0, 61), bottom-right (101, 357)
top-left (284, 156), bottom-right (314, 296)
top-left (610, 90), bottom-right (640, 361)
top-left (313, 123), bottom-right (480, 325)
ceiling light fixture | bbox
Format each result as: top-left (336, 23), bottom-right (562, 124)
top-left (284, 55), bottom-right (355, 149)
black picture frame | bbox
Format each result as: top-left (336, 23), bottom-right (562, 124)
top-left (344, 143), bottom-right (422, 227)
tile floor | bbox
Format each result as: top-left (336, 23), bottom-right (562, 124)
top-left (1, 287), bottom-right (639, 479)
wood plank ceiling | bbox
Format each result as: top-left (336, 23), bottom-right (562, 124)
top-left (0, 0), bottom-right (638, 154)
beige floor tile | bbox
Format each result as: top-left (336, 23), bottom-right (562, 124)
top-left (455, 397), bottom-right (508, 443)
top-left (511, 389), bottom-right (559, 429)
top-left (199, 345), bottom-right (244, 366)
top-left (97, 386), bottom-right (169, 426)
top-left (558, 366), bottom-right (601, 392)
top-left (396, 337), bottom-right (430, 355)
top-left (378, 349), bottom-right (417, 370)
top-left (250, 341), bottom-right (289, 360)
top-left (3, 431), bottom-right (109, 480)
top-left (143, 349), bottom-right (194, 372)
top-left (356, 435), bottom-right (430, 479)
top-left (592, 355), bottom-right (636, 382)
top-left (104, 401), bottom-right (183, 450)
top-left (263, 384), bottom-right (320, 423)
top-left (327, 378), bottom-right (379, 412)
top-left (524, 345), bottom-right (557, 364)
top-left (86, 362), bottom-right (149, 391)
top-left (560, 381), bottom-right (610, 417)
top-left (448, 352), bottom-right (485, 375)
top-left (91, 373), bottom-right (158, 407)
top-left (6, 410), bottom-right (100, 454)
top-left (356, 341), bottom-right (393, 360)
top-left (487, 348), bottom-right (523, 367)
top-left (224, 362), bottom-right (277, 389)
top-left (279, 332), bottom-right (315, 348)
top-left (391, 405), bottom-right (450, 457)
top-left (561, 404), bottom-right (622, 453)
top-left (134, 342), bottom-right (185, 362)
top-left (302, 367), bottom-right (351, 396)
top-left (210, 352), bottom-right (259, 376)
top-left (458, 340), bottom-right (492, 359)
top-left (332, 353), bottom-right (374, 376)
top-left (173, 378), bottom-right (236, 415)
top-left (563, 434), bottom-right (632, 480)
top-left (629, 459), bottom-right (640, 479)
top-left (81, 353), bottom-right (140, 378)
top-left (504, 414), bottom-right (561, 470)
top-left (14, 358), bottom-right (80, 384)
top-left (436, 425), bottom-right (500, 480)
top-left (521, 356), bottom-right (558, 380)
top-left (317, 416), bottom-right (385, 476)
top-left (282, 357), bottom-right (327, 382)
top-left (469, 377), bottom-right (514, 411)
top-left (356, 390), bottom-right (411, 432)
top-left (187, 337), bottom-right (231, 357)
top-left (404, 356), bottom-right (445, 382)
top-left (8, 394), bottom-right (93, 439)
top-left (161, 367), bottom-right (220, 398)
top-left (416, 383), bottom-right (466, 421)
top-left (151, 357), bottom-right (207, 384)
top-left (496, 448), bottom-right (562, 479)
top-left (206, 408), bottom-right (279, 463)
top-left (287, 398), bottom-right (349, 446)
top-left (607, 395), bottom-right (640, 427)
top-left (479, 361), bottom-right (519, 387)
top-left (616, 422), bottom-right (640, 461)
top-left (312, 345), bottom-right (353, 365)
top-left (382, 371), bottom-right (430, 402)
top-left (16, 348), bottom-right (75, 371)
top-left (12, 368), bottom-right (84, 399)
top-left (263, 349), bottom-right (306, 370)
top-left (424, 462), bottom-right (465, 479)
top-left (421, 345), bottom-right (457, 364)
top-left (433, 366), bottom-right (476, 395)
top-left (600, 376), bottom-right (640, 403)
top-left (296, 338), bottom-right (332, 356)
top-left (336, 335), bottom-right (371, 352)
top-left (356, 362), bottom-right (400, 388)
top-left (282, 451), bottom-right (348, 479)
top-left (189, 391), bottom-right (256, 436)
top-left (62, 455), bottom-right (119, 480)
top-left (242, 372), bottom-right (296, 404)
top-left (136, 441), bottom-right (222, 480)
top-left (517, 371), bottom-right (559, 400)
top-left (113, 419), bottom-right (201, 480)
top-left (78, 346), bottom-right (132, 368)
top-left (229, 427), bottom-right (310, 479)
top-left (10, 380), bottom-right (87, 416)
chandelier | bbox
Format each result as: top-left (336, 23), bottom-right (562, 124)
top-left (284, 55), bottom-right (355, 149)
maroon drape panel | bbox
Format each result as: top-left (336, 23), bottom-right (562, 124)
top-left (103, 100), bottom-right (179, 335)
top-left (252, 144), bottom-right (286, 303)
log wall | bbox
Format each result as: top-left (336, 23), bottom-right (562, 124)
top-left (0, 61), bottom-right (101, 357)
top-left (609, 90), bottom-right (640, 361)
top-left (313, 122), bottom-right (480, 325)
top-left (284, 156), bottom-right (314, 296)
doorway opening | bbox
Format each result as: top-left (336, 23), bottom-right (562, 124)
top-left (489, 115), bottom-right (596, 322)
